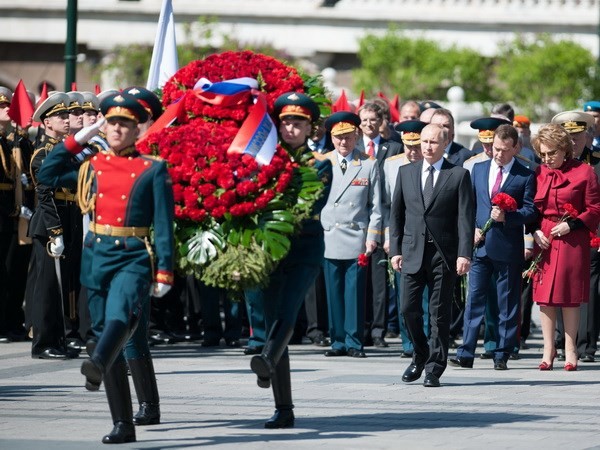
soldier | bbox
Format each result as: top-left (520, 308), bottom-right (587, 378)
top-left (321, 111), bottom-right (382, 359)
top-left (248, 92), bottom-right (332, 428)
top-left (0, 86), bottom-right (15, 343)
top-left (551, 111), bottom-right (598, 166)
top-left (584, 101), bottom-right (600, 153)
top-left (28, 92), bottom-right (78, 359)
top-left (37, 93), bottom-right (174, 443)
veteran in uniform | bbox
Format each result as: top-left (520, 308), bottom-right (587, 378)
top-left (247, 92), bottom-right (332, 429)
top-left (28, 92), bottom-right (79, 359)
top-left (552, 110), bottom-right (598, 166)
top-left (584, 101), bottom-right (600, 153)
top-left (320, 111), bottom-right (382, 359)
top-left (37, 93), bottom-right (174, 444)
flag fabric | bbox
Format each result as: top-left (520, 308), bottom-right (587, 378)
top-left (357, 90), bottom-right (365, 109)
top-left (146, 0), bottom-right (179, 91)
top-left (8, 80), bottom-right (34, 128)
top-left (378, 92), bottom-right (400, 123)
top-left (94, 84), bottom-right (101, 95)
top-left (332, 89), bottom-right (351, 112)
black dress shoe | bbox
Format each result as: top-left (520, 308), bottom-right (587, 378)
top-left (324, 349), bottom-right (347, 357)
top-left (133, 403), bottom-right (160, 425)
top-left (81, 358), bottom-right (103, 391)
top-left (480, 351), bottom-right (494, 359)
top-left (311, 335), bottom-right (329, 347)
top-left (243, 346), bottom-right (263, 355)
top-left (264, 409), bottom-right (294, 429)
top-left (494, 360), bottom-right (508, 370)
top-left (0, 335), bottom-right (10, 343)
top-left (402, 363), bottom-right (424, 382)
top-left (579, 354), bottom-right (595, 363)
top-left (33, 347), bottom-right (69, 360)
top-left (201, 338), bottom-right (221, 347)
top-left (225, 339), bottom-right (241, 348)
top-left (557, 352), bottom-right (566, 361)
top-left (102, 421), bottom-right (136, 443)
top-left (423, 373), bottom-right (440, 387)
top-left (373, 337), bottom-right (388, 348)
top-left (449, 356), bottom-right (474, 368)
top-left (385, 331), bottom-right (399, 339)
top-left (347, 348), bottom-right (367, 358)
top-left (509, 353), bottom-right (520, 360)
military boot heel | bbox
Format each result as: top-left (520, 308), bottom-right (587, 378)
top-left (102, 358), bottom-right (136, 444)
top-left (128, 356), bottom-right (161, 425)
top-left (264, 354), bottom-right (295, 429)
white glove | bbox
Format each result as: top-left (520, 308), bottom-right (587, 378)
top-left (19, 206), bottom-right (33, 220)
top-left (50, 235), bottom-right (64, 257)
top-left (21, 173), bottom-right (29, 187)
top-left (152, 282), bottom-right (171, 298)
top-left (74, 117), bottom-right (106, 145)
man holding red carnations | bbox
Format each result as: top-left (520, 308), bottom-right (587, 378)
top-left (450, 124), bottom-right (537, 370)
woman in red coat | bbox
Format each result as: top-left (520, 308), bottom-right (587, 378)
top-left (531, 124), bottom-right (600, 371)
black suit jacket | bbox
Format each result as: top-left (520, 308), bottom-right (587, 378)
top-left (389, 158), bottom-right (474, 274)
top-left (446, 141), bottom-right (473, 167)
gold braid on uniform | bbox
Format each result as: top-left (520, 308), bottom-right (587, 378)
top-left (76, 160), bottom-right (96, 214)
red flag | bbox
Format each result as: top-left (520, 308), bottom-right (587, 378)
top-left (8, 80), bottom-right (34, 128)
top-left (332, 89), bottom-right (351, 113)
top-left (95, 84), bottom-right (101, 95)
top-left (357, 90), bottom-right (365, 109)
top-left (71, 82), bottom-right (77, 91)
top-left (378, 92), bottom-right (400, 123)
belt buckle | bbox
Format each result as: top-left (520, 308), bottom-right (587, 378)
top-left (103, 224), bottom-right (112, 236)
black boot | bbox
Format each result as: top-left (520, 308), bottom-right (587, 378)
top-left (128, 356), bottom-right (161, 425)
top-left (81, 320), bottom-right (136, 391)
top-left (101, 358), bottom-right (136, 444)
top-left (250, 320), bottom-right (294, 389)
top-left (264, 354), bottom-right (294, 429)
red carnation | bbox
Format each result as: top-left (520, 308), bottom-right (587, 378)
top-left (357, 253), bottom-right (370, 267)
top-left (492, 192), bottom-right (518, 212)
top-left (562, 203), bottom-right (579, 219)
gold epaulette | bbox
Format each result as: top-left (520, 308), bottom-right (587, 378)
top-left (385, 153), bottom-right (405, 162)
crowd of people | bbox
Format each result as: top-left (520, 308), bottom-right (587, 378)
top-left (1, 79), bottom-right (600, 442)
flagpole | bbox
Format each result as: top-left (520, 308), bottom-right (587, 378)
top-left (65, 0), bottom-right (78, 91)
top-left (147, 0), bottom-right (179, 91)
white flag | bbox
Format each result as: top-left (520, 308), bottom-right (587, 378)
top-left (146, 0), bottom-right (179, 91)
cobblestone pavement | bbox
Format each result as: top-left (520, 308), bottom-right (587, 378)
top-left (1, 328), bottom-right (600, 450)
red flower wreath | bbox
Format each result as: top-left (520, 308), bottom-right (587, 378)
top-left (140, 51), bottom-right (328, 293)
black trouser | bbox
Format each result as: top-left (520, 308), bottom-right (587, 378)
top-left (365, 246), bottom-right (389, 340)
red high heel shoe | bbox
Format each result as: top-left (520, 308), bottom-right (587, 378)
top-left (564, 362), bottom-right (577, 371)
top-left (539, 350), bottom-right (558, 371)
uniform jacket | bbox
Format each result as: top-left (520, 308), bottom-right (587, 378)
top-left (389, 158), bottom-right (474, 274)
top-left (321, 148), bottom-right (382, 259)
top-left (472, 159), bottom-right (537, 262)
top-left (382, 153), bottom-right (411, 243)
top-left (0, 134), bottom-right (15, 232)
top-left (37, 136), bottom-right (175, 291)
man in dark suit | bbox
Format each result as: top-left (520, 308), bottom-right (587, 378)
top-left (357, 102), bottom-right (403, 347)
top-left (389, 123), bottom-right (474, 387)
top-left (450, 124), bottom-right (536, 370)
top-left (430, 108), bottom-right (473, 167)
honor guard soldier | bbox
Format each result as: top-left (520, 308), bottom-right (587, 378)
top-left (28, 92), bottom-right (78, 359)
top-left (0, 86), bottom-right (16, 343)
top-left (37, 93), bottom-right (174, 443)
top-left (552, 110), bottom-right (599, 166)
top-left (247, 92), bottom-right (332, 428)
top-left (123, 86), bottom-right (163, 137)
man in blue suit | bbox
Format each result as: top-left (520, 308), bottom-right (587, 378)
top-left (450, 124), bottom-right (537, 370)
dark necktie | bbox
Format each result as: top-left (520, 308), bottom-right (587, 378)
top-left (340, 158), bottom-right (347, 174)
top-left (423, 165), bottom-right (434, 208)
top-left (491, 165), bottom-right (503, 198)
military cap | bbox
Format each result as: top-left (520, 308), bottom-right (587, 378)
top-left (394, 120), bottom-right (428, 146)
top-left (66, 91), bottom-right (85, 111)
top-left (551, 110), bottom-right (594, 134)
top-left (80, 91), bottom-right (100, 111)
top-left (274, 92), bottom-right (320, 123)
top-left (324, 111), bottom-right (361, 136)
top-left (100, 93), bottom-right (149, 124)
top-left (583, 101), bottom-right (600, 113)
top-left (0, 86), bottom-right (12, 104)
top-left (419, 100), bottom-right (442, 112)
top-left (123, 86), bottom-right (163, 120)
top-left (513, 115), bottom-right (530, 128)
top-left (97, 89), bottom-right (120, 105)
top-left (470, 117), bottom-right (511, 143)
top-left (32, 92), bottom-right (70, 122)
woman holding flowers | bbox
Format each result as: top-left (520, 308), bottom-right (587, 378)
top-left (531, 123), bottom-right (600, 371)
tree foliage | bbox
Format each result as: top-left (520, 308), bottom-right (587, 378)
top-left (493, 34), bottom-right (599, 121)
top-left (353, 27), bottom-right (492, 102)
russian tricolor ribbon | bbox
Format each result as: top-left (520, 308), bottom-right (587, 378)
top-left (140, 77), bottom-right (277, 165)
